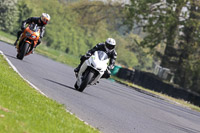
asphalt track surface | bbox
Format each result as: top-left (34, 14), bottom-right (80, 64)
top-left (1, 41), bottom-right (200, 133)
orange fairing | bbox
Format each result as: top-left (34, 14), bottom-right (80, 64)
top-left (17, 24), bottom-right (41, 57)
top-left (20, 26), bottom-right (40, 47)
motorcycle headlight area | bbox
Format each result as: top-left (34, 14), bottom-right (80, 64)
top-left (26, 32), bottom-right (32, 37)
top-left (31, 35), bottom-right (37, 39)
top-left (97, 68), bottom-right (102, 71)
top-left (91, 63), bottom-right (103, 71)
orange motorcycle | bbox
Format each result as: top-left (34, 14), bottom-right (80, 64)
top-left (16, 23), bottom-right (40, 60)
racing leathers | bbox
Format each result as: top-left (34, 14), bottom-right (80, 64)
top-left (74, 43), bottom-right (117, 78)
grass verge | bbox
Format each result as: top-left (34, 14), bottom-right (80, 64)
top-left (36, 44), bottom-right (80, 67)
top-left (0, 31), bottom-right (16, 44)
top-left (0, 54), bottom-right (99, 133)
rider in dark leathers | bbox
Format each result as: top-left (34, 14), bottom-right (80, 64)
top-left (14, 13), bottom-right (50, 50)
top-left (74, 38), bottom-right (117, 78)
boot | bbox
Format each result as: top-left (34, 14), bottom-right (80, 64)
top-left (14, 40), bottom-right (18, 46)
top-left (74, 58), bottom-right (85, 73)
top-left (74, 64), bottom-right (81, 73)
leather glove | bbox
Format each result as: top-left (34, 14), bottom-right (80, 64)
top-left (86, 52), bottom-right (91, 56)
top-left (85, 52), bottom-right (92, 58)
top-left (21, 26), bottom-right (25, 31)
top-left (80, 53), bottom-right (91, 62)
top-left (107, 66), bottom-right (112, 70)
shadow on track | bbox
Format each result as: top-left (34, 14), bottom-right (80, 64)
top-left (43, 78), bottom-right (100, 98)
top-left (43, 78), bottom-right (75, 90)
top-left (5, 53), bottom-right (31, 63)
top-left (5, 53), bottom-right (18, 60)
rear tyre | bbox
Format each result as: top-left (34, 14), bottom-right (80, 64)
top-left (78, 70), bottom-right (94, 92)
top-left (17, 42), bottom-right (29, 60)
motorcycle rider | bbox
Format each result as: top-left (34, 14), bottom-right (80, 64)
top-left (74, 38), bottom-right (117, 79)
top-left (14, 13), bottom-right (50, 51)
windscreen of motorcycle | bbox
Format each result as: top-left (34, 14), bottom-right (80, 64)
top-left (97, 51), bottom-right (108, 61)
top-left (29, 24), bottom-right (40, 32)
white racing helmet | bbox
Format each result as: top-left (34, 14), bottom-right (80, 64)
top-left (41, 13), bottom-right (50, 25)
top-left (105, 38), bottom-right (116, 52)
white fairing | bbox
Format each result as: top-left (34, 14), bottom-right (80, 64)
top-left (77, 51), bottom-right (109, 87)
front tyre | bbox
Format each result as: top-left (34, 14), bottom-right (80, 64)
top-left (78, 70), bottom-right (94, 92)
top-left (17, 42), bottom-right (29, 60)
top-left (74, 82), bottom-right (78, 90)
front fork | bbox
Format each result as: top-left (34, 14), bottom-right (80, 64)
top-left (17, 40), bottom-right (33, 55)
top-left (77, 67), bottom-right (100, 87)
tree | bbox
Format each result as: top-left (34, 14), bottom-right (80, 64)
top-left (125, 0), bottom-right (186, 71)
top-left (11, 1), bottom-right (33, 34)
top-left (174, 0), bottom-right (200, 93)
top-left (0, 0), bottom-right (18, 32)
top-left (17, 2), bottom-right (32, 26)
top-left (72, 0), bottom-right (126, 32)
top-left (125, 0), bottom-right (200, 93)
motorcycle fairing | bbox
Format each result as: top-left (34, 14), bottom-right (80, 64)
top-left (77, 51), bottom-right (109, 87)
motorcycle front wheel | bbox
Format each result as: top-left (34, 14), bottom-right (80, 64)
top-left (17, 42), bottom-right (29, 60)
top-left (78, 69), bottom-right (94, 92)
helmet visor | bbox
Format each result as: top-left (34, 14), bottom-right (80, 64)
top-left (106, 43), bottom-right (115, 50)
top-left (43, 19), bottom-right (49, 24)
top-left (41, 17), bottom-right (49, 24)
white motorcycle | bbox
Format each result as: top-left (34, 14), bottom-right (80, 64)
top-left (74, 51), bottom-right (109, 92)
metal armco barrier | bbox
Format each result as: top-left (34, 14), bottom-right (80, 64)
top-left (116, 68), bottom-right (135, 82)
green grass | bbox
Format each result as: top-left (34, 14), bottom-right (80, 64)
top-left (36, 45), bottom-right (80, 67)
top-left (0, 54), bottom-right (99, 133)
top-left (0, 31), bottom-right (16, 44)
